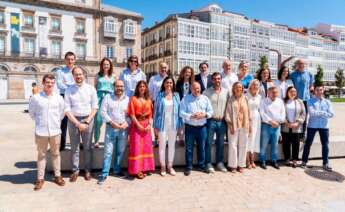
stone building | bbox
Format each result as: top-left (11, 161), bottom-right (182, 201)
top-left (0, 0), bottom-right (142, 100)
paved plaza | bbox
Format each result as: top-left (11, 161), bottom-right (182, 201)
top-left (0, 104), bottom-right (345, 212)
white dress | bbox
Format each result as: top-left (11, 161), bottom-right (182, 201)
top-left (246, 92), bottom-right (261, 153)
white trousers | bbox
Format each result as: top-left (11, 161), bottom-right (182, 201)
top-left (158, 130), bottom-right (177, 167)
top-left (228, 128), bottom-right (248, 168)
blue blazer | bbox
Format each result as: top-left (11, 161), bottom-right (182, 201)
top-left (153, 91), bottom-right (182, 132)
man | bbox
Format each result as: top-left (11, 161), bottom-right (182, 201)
top-left (119, 55), bottom-right (146, 97)
top-left (56, 51), bottom-right (76, 151)
top-left (180, 82), bottom-right (213, 176)
top-left (301, 85), bottom-right (334, 171)
top-left (97, 80), bottom-right (130, 184)
top-left (203, 72), bottom-right (228, 173)
top-left (148, 62), bottom-right (169, 102)
top-left (221, 59), bottom-right (238, 92)
top-left (29, 74), bottom-right (65, 191)
top-left (259, 86), bottom-right (286, 169)
top-left (195, 62), bottom-right (212, 93)
top-left (290, 59), bottom-right (314, 138)
top-left (65, 66), bottom-right (98, 182)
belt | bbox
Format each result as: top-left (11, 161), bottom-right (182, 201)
top-left (185, 124), bottom-right (205, 128)
top-left (210, 117), bottom-right (224, 122)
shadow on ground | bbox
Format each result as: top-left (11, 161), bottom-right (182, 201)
top-left (305, 166), bottom-right (345, 182)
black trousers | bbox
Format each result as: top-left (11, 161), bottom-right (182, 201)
top-left (60, 93), bottom-right (68, 151)
top-left (282, 130), bottom-right (300, 161)
top-left (302, 101), bottom-right (308, 136)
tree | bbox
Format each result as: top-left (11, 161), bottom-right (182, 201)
top-left (314, 65), bottom-right (324, 87)
top-left (256, 55), bottom-right (268, 78)
top-left (335, 68), bottom-right (345, 97)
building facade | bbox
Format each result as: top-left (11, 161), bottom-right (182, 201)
top-left (142, 4), bottom-right (345, 82)
top-left (0, 0), bottom-right (142, 100)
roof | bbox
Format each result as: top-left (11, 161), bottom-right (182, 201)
top-left (101, 4), bottom-right (142, 19)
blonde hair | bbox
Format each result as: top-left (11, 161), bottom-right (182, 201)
top-left (248, 79), bottom-right (260, 95)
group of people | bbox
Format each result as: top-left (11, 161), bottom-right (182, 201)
top-left (29, 51), bottom-right (334, 191)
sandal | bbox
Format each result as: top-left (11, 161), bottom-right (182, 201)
top-left (137, 172), bottom-right (145, 179)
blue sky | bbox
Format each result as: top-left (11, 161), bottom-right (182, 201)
top-left (103, 0), bottom-right (345, 29)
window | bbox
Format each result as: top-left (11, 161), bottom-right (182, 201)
top-left (0, 11), bottom-right (5, 25)
top-left (0, 36), bottom-right (5, 54)
top-left (76, 42), bottom-right (86, 59)
top-left (124, 20), bottom-right (135, 35)
top-left (51, 17), bottom-right (61, 32)
top-left (51, 40), bottom-right (61, 58)
top-left (23, 14), bottom-right (34, 28)
top-left (126, 47), bottom-right (133, 59)
top-left (104, 18), bottom-right (116, 33)
top-left (76, 19), bottom-right (85, 34)
top-left (23, 38), bottom-right (35, 56)
top-left (105, 46), bottom-right (114, 58)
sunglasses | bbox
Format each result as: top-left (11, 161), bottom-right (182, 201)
top-left (129, 60), bottom-right (138, 63)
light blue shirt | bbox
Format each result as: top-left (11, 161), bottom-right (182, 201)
top-left (307, 97), bottom-right (334, 129)
top-left (180, 94), bottom-right (213, 126)
top-left (56, 66), bottom-right (75, 95)
top-left (290, 70), bottom-right (314, 101)
top-left (119, 68), bottom-right (146, 97)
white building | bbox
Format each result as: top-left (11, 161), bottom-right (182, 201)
top-left (0, 0), bottom-right (142, 100)
top-left (142, 4), bottom-right (345, 83)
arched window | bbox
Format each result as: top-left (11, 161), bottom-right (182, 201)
top-left (0, 64), bottom-right (10, 72)
top-left (23, 65), bottom-right (38, 72)
top-left (50, 66), bottom-right (62, 73)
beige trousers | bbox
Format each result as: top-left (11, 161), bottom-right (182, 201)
top-left (35, 134), bottom-right (61, 180)
top-left (228, 128), bottom-right (248, 168)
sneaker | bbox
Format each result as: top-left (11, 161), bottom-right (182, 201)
top-left (216, 162), bottom-right (227, 172)
top-left (323, 164), bottom-right (332, 172)
top-left (97, 176), bottom-right (106, 185)
top-left (300, 162), bottom-right (307, 169)
top-left (206, 163), bottom-right (215, 174)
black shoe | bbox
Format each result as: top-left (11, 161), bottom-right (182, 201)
top-left (272, 162), bottom-right (280, 170)
top-left (260, 162), bottom-right (267, 170)
top-left (323, 164), bottom-right (333, 172)
top-left (184, 169), bottom-right (191, 176)
top-left (113, 172), bottom-right (125, 178)
top-left (80, 143), bottom-right (84, 150)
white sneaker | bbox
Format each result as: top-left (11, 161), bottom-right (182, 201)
top-left (168, 167), bottom-right (176, 176)
top-left (216, 162), bottom-right (227, 172)
top-left (160, 171), bottom-right (167, 176)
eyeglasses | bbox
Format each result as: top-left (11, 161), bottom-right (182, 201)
top-left (129, 60), bottom-right (138, 63)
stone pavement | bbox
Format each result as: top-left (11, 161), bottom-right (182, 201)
top-left (0, 104), bottom-right (345, 212)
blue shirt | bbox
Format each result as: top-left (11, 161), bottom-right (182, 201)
top-left (180, 94), bottom-right (213, 126)
top-left (240, 74), bottom-right (254, 89)
top-left (119, 68), bottom-right (146, 97)
top-left (153, 92), bottom-right (182, 131)
top-left (56, 66), bottom-right (75, 95)
top-left (290, 70), bottom-right (314, 101)
top-left (307, 97), bottom-right (334, 129)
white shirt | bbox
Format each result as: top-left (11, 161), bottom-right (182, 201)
top-left (148, 74), bottom-right (166, 101)
top-left (101, 93), bottom-right (129, 124)
top-left (221, 71), bottom-right (238, 93)
top-left (260, 97), bottom-right (286, 124)
top-left (273, 79), bottom-right (294, 99)
top-left (29, 92), bottom-right (65, 136)
top-left (201, 74), bottom-right (208, 89)
top-left (119, 68), bottom-right (146, 97)
top-left (64, 83), bottom-right (98, 117)
top-left (286, 100), bottom-right (296, 123)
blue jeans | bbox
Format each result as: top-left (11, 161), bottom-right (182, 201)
top-left (259, 123), bottom-right (280, 163)
top-left (302, 128), bottom-right (329, 165)
top-left (185, 124), bottom-right (207, 170)
top-left (100, 125), bottom-right (127, 177)
top-left (206, 119), bottom-right (226, 165)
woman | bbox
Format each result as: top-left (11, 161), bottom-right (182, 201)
top-left (281, 86), bottom-right (306, 168)
top-left (94, 58), bottom-right (115, 148)
top-left (175, 66), bottom-right (195, 144)
top-left (119, 55), bottom-right (146, 97)
top-left (176, 66), bottom-right (195, 100)
top-left (153, 76), bottom-right (182, 176)
top-left (257, 68), bottom-right (274, 98)
top-left (127, 80), bottom-right (155, 179)
top-left (237, 61), bottom-right (253, 90)
top-left (225, 82), bottom-right (251, 173)
top-left (274, 66), bottom-right (294, 99)
top-left (245, 79), bottom-right (261, 169)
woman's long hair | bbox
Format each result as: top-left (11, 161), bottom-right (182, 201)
top-left (177, 66), bottom-right (195, 83)
top-left (98, 57), bottom-right (113, 77)
top-left (134, 80), bottom-right (150, 99)
top-left (160, 76), bottom-right (176, 93)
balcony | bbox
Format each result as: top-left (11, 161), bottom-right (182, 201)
top-left (123, 32), bottom-right (135, 40)
top-left (164, 50), bottom-right (172, 56)
top-left (104, 29), bottom-right (116, 38)
top-left (150, 39), bottom-right (157, 45)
